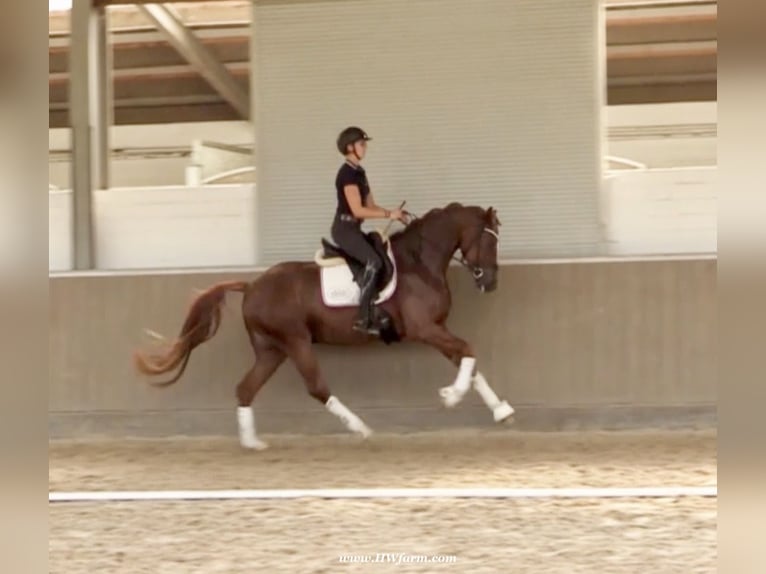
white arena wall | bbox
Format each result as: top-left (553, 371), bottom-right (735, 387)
top-left (603, 167), bottom-right (716, 256)
top-left (48, 167), bottom-right (715, 272)
top-left (49, 185), bottom-right (256, 271)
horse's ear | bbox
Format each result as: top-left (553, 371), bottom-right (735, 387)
top-left (485, 206), bottom-right (501, 227)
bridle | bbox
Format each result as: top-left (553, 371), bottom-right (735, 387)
top-left (404, 211), bottom-right (500, 280)
top-left (464, 227), bottom-right (500, 280)
top-left (460, 227), bottom-right (500, 280)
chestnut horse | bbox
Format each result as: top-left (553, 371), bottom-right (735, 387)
top-left (133, 202), bottom-right (514, 449)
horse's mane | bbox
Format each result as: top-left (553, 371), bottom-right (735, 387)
top-left (389, 202), bottom-right (469, 266)
top-left (390, 202), bottom-right (466, 237)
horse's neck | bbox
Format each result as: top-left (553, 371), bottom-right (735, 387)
top-left (394, 216), bottom-right (462, 279)
top-left (429, 230), bottom-right (461, 276)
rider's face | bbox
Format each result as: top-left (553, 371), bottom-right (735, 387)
top-left (351, 140), bottom-right (367, 160)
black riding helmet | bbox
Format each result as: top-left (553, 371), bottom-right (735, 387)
top-left (337, 126), bottom-right (372, 155)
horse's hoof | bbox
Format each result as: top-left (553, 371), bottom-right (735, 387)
top-left (357, 426), bottom-right (373, 439)
top-left (241, 438), bottom-right (270, 451)
top-left (439, 386), bottom-right (462, 408)
top-left (493, 401), bottom-right (515, 423)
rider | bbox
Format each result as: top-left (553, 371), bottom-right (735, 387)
top-left (331, 126), bottom-right (406, 335)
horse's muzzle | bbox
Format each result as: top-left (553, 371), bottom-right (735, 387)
top-left (474, 268), bottom-right (498, 293)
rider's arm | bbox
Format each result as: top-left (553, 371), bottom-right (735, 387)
top-left (365, 191), bottom-right (381, 210)
top-left (344, 185), bottom-right (390, 219)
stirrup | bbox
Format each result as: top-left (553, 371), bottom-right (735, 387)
top-left (352, 317), bottom-right (380, 336)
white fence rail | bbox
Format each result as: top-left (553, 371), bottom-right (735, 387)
top-left (50, 485), bottom-right (717, 503)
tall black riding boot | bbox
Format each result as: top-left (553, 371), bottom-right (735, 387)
top-left (353, 262), bottom-right (381, 335)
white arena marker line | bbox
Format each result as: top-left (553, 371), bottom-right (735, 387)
top-left (49, 486), bottom-right (717, 503)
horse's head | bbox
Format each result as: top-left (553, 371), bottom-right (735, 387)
top-left (392, 202), bottom-right (501, 291)
top-left (453, 205), bottom-right (501, 293)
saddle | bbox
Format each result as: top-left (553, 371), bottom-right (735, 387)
top-left (313, 229), bottom-right (402, 345)
top-left (315, 230), bottom-right (395, 291)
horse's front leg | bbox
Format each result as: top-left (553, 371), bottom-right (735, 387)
top-left (417, 324), bottom-right (479, 408)
top-left (472, 371), bottom-right (515, 423)
top-left (419, 324), bottom-right (514, 421)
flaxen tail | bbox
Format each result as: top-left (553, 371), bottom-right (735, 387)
top-left (133, 280), bottom-right (249, 387)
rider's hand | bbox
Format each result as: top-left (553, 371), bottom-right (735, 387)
top-left (389, 208), bottom-right (408, 223)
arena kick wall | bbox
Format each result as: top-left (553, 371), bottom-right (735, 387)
top-left (49, 257), bottom-right (716, 438)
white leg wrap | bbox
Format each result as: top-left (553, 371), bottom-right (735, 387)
top-left (237, 406), bottom-right (269, 450)
top-left (472, 372), bottom-right (501, 409)
top-left (325, 396), bottom-right (372, 438)
top-left (455, 357), bottom-right (476, 393)
top-left (440, 357), bottom-right (476, 408)
top-left (473, 372), bottom-right (515, 423)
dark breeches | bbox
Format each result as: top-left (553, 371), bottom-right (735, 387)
top-left (331, 219), bottom-right (383, 273)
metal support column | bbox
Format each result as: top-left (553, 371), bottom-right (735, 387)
top-left (90, 5), bottom-right (111, 191)
top-left (249, 0), bottom-right (260, 265)
top-left (138, 3), bottom-right (250, 119)
top-left (70, 0), bottom-right (111, 270)
top-left (69, 0), bottom-right (95, 269)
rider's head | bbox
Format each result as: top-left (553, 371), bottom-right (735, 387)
top-left (337, 126), bottom-right (372, 162)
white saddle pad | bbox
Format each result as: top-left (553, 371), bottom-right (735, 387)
top-left (318, 242), bottom-right (397, 308)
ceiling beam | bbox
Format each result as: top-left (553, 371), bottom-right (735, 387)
top-left (94, 0), bottom-right (218, 4)
top-left (136, 3), bottom-right (250, 119)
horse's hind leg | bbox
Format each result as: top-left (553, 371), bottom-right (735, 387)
top-left (285, 337), bottom-right (372, 439)
top-left (236, 343), bottom-right (286, 450)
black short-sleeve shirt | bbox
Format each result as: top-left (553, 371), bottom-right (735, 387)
top-left (335, 161), bottom-right (370, 217)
